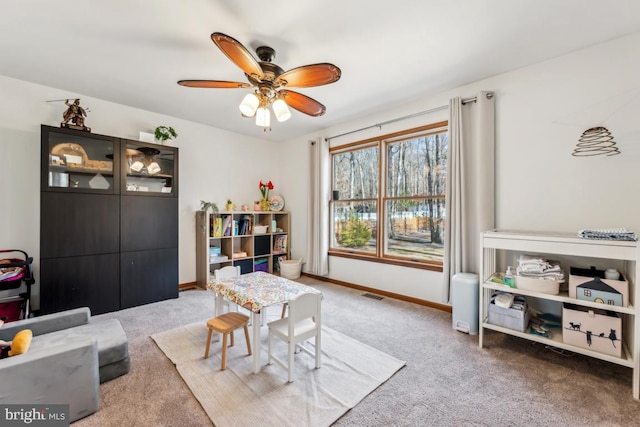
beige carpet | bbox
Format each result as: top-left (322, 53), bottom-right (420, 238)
top-left (151, 320), bottom-right (405, 427)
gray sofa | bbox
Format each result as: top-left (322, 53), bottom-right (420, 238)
top-left (0, 307), bottom-right (130, 422)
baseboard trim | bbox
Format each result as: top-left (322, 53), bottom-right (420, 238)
top-left (179, 281), bottom-right (200, 291)
top-left (301, 273), bottom-right (452, 313)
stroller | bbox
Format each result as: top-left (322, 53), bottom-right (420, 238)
top-left (0, 249), bottom-right (35, 321)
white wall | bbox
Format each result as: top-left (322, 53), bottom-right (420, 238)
top-left (280, 32), bottom-right (640, 304)
top-left (3, 32), bottom-right (639, 309)
top-left (0, 76), bottom-right (281, 308)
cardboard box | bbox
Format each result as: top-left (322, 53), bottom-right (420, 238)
top-left (569, 267), bottom-right (628, 307)
top-left (562, 303), bottom-right (622, 358)
top-left (487, 293), bottom-right (529, 332)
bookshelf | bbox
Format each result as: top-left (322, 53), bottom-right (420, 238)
top-left (195, 210), bottom-right (291, 289)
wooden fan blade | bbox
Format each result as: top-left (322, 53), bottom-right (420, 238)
top-left (177, 80), bottom-right (251, 89)
top-left (275, 63), bottom-right (341, 88)
top-left (211, 32), bottom-right (264, 79)
top-left (280, 90), bottom-right (326, 117)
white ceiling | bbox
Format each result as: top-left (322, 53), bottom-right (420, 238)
top-left (2, 1), bottom-right (640, 141)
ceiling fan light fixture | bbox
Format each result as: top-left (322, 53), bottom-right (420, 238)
top-left (272, 98), bottom-right (292, 122)
top-left (239, 93), bottom-right (259, 117)
top-left (179, 32), bottom-right (341, 131)
top-left (256, 106), bottom-right (271, 129)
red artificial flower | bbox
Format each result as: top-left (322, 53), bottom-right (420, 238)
top-left (259, 180), bottom-right (274, 199)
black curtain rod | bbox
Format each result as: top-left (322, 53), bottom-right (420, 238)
top-left (326, 92), bottom-right (493, 142)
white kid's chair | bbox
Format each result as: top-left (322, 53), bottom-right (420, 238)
top-left (214, 265), bottom-right (241, 281)
top-left (214, 266), bottom-right (241, 313)
top-left (214, 266), bottom-right (265, 324)
top-left (267, 292), bottom-right (321, 382)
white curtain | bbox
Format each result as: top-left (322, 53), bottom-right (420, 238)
top-left (306, 137), bottom-right (330, 275)
top-left (442, 91), bottom-right (495, 302)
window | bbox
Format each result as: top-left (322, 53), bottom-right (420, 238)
top-left (330, 122), bottom-right (448, 269)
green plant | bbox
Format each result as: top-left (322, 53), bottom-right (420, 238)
top-left (226, 199), bottom-right (232, 205)
top-left (341, 212), bottom-right (372, 248)
top-left (154, 126), bottom-right (178, 142)
top-left (199, 200), bottom-right (218, 213)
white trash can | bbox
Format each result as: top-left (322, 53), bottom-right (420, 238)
top-left (451, 272), bottom-right (479, 334)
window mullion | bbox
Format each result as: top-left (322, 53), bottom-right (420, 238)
top-left (378, 140), bottom-right (384, 257)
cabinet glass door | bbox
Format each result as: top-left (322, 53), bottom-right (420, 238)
top-left (123, 141), bottom-right (176, 195)
top-left (45, 128), bottom-right (118, 193)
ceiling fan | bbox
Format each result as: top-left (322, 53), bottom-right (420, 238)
top-left (178, 32), bottom-right (341, 131)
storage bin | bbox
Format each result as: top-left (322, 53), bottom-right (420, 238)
top-left (487, 293), bottom-right (530, 332)
top-left (515, 275), bottom-right (562, 295)
top-left (280, 259), bottom-right (302, 280)
top-left (233, 259), bottom-right (253, 275)
top-left (254, 235), bottom-right (271, 256)
top-left (569, 267), bottom-right (628, 307)
top-left (562, 303), bottom-right (622, 357)
top-left (254, 258), bottom-right (268, 272)
top-left (253, 225), bottom-right (268, 234)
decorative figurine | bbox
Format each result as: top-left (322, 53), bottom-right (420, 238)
top-left (61, 98), bottom-right (91, 132)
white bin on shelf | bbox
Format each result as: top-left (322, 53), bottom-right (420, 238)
top-left (451, 273), bottom-right (479, 334)
top-left (280, 259), bottom-right (302, 280)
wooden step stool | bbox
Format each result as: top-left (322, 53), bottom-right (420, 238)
top-left (204, 312), bottom-right (252, 370)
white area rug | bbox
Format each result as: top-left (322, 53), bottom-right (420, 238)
top-left (151, 320), bottom-right (405, 427)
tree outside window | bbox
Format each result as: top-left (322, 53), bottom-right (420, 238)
top-left (330, 121), bottom-right (448, 268)
top-left (385, 130), bottom-right (447, 263)
top-left (331, 145), bottom-right (378, 254)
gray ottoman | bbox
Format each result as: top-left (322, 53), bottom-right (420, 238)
top-left (33, 318), bottom-right (130, 383)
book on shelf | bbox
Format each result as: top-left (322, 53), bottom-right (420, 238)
top-left (209, 255), bottom-right (229, 263)
top-left (273, 235), bottom-right (287, 253)
top-left (212, 217), bottom-right (223, 237)
top-left (222, 215), bottom-right (232, 236)
top-left (233, 220), bottom-right (238, 236)
top-left (232, 251), bottom-right (248, 259)
top-left (238, 214), bottom-right (253, 235)
top-left (208, 246), bottom-right (221, 256)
